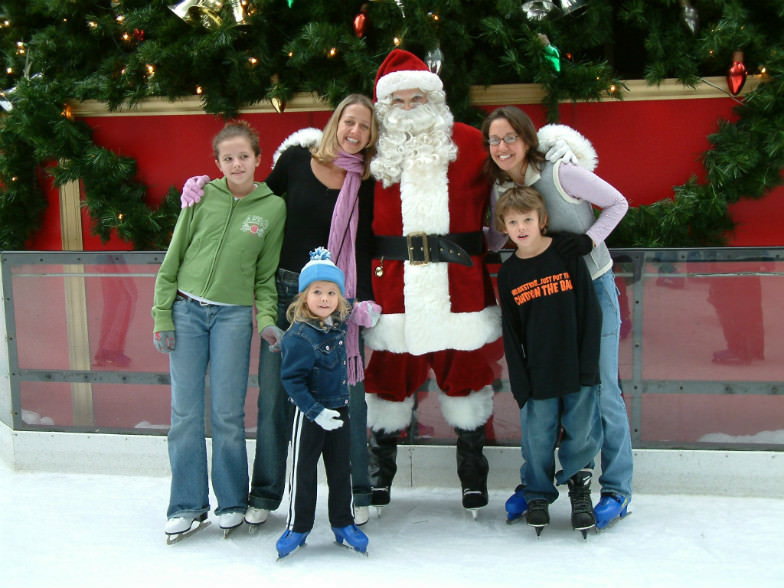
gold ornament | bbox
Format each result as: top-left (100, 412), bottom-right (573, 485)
top-left (271, 96), bottom-right (286, 113)
top-left (374, 258), bottom-right (384, 278)
top-left (229, 0), bottom-right (248, 25)
top-left (168, 0), bottom-right (224, 29)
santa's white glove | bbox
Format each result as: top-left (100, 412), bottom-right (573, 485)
top-left (314, 408), bottom-right (343, 431)
top-left (350, 300), bottom-right (382, 328)
top-left (260, 325), bottom-right (284, 352)
top-left (180, 175), bottom-right (211, 208)
top-left (544, 139), bottom-right (579, 166)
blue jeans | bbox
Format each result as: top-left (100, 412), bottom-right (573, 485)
top-left (592, 270), bottom-right (634, 498)
top-left (249, 269), bottom-right (371, 510)
top-left (167, 297), bottom-right (252, 519)
top-left (518, 271), bottom-right (633, 499)
top-left (522, 386), bottom-right (602, 504)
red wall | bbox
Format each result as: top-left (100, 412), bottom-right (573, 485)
top-left (27, 97), bottom-right (784, 250)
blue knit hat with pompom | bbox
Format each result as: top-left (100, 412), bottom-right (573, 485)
top-left (298, 247), bottom-right (345, 295)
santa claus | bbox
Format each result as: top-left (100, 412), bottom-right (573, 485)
top-left (363, 49), bottom-right (503, 514)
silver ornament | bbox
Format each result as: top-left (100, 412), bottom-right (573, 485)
top-left (425, 46), bottom-right (444, 76)
top-left (522, 1), bottom-right (556, 21)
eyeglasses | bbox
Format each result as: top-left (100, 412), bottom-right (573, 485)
top-left (487, 134), bottom-right (519, 146)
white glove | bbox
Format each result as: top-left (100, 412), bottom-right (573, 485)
top-left (260, 325), bottom-right (284, 352)
top-left (544, 138), bottom-right (579, 166)
top-left (314, 408), bottom-right (343, 431)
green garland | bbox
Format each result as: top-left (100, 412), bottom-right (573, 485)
top-left (0, 1), bottom-right (782, 250)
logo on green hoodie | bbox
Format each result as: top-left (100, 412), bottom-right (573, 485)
top-left (241, 215), bottom-right (270, 238)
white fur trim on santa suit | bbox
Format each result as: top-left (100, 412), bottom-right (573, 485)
top-left (376, 70), bottom-right (442, 101)
top-left (272, 127), bottom-right (322, 167)
top-left (374, 49), bottom-right (443, 101)
top-left (437, 386), bottom-right (494, 430)
top-left (363, 148), bottom-right (502, 355)
top-left (366, 393), bottom-right (414, 433)
top-left (537, 124), bottom-right (598, 172)
top-left (364, 306), bottom-right (501, 355)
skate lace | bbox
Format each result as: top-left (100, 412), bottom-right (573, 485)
top-left (569, 486), bottom-right (592, 512)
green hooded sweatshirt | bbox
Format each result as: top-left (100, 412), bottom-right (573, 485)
top-left (152, 178), bottom-right (286, 333)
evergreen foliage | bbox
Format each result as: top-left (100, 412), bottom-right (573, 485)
top-left (0, 0), bottom-right (782, 249)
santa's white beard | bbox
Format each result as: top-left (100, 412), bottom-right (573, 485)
top-left (370, 101), bottom-right (457, 187)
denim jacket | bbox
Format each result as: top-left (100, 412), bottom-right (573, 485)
top-left (279, 315), bottom-right (349, 422)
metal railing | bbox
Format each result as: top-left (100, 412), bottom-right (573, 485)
top-left (2, 248), bottom-right (782, 450)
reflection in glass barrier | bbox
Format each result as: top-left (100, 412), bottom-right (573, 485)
top-left (2, 249), bottom-right (783, 450)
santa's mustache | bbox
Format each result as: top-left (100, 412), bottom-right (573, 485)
top-left (380, 102), bottom-right (450, 136)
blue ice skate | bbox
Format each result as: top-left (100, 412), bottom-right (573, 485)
top-left (505, 484), bottom-right (528, 524)
top-left (594, 493), bottom-right (630, 529)
top-left (333, 524), bottom-right (369, 554)
top-left (276, 529), bottom-right (309, 559)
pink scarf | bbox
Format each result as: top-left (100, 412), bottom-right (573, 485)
top-left (329, 150), bottom-right (364, 385)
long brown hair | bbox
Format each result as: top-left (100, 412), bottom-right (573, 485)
top-left (481, 106), bottom-right (546, 184)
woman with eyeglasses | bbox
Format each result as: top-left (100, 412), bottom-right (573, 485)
top-left (481, 105), bottom-right (633, 532)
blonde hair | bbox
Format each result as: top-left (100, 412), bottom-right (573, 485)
top-left (286, 282), bottom-right (351, 325)
top-left (494, 186), bottom-right (549, 234)
top-left (311, 94), bottom-right (378, 180)
top-left (212, 119), bottom-right (260, 159)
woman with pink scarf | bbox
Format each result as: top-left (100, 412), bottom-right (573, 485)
top-left (180, 94), bottom-right (379, 528)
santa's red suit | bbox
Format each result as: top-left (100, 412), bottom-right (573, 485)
top-left (362, 49), bottom-right (502, 511)
top-left (364, 121), bottom-right (502, 419)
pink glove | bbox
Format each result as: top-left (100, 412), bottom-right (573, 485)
top-left (180, 175), bottom-right (211, 208)
top-left (350, 300), bottom-right (382, 328)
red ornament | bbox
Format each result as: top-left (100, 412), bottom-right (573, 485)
top-left (133, 28), bottom-right (145, 42)
top-left (727, 50), bottom-right (747, 96)
top-left (353, 5), bottom-right (368, 38)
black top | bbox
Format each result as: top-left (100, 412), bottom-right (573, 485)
top-left (497, 234), bottom-right (602, 408)
top-left (265, 146), bottom-right (375, 300)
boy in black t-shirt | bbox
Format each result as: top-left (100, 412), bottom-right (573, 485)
top-left (495, 186), bottom-right (602, 538)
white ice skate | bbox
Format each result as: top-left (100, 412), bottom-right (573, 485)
top-left (164, 513), bottom-right (210, 545)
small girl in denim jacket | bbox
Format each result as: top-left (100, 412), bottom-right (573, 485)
top-left (275, 247), bottom-right (380, 559)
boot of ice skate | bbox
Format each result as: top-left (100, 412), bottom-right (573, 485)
top-left (368, 428), bottom-right (400, 508)
top-left (456, 425), bottom-right (489, 516)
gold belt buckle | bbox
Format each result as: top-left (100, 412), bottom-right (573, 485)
top-left (406, 232), bottom-right (430, 265)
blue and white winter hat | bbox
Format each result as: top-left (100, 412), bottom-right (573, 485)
top-left (298, 247), bottom-right (345, 295)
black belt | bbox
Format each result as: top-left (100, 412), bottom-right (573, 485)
top-left (374, 231), bottom-right (483, 267)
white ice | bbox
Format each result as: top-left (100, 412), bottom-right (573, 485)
top-left (1, 458), bottom-right (783, 588)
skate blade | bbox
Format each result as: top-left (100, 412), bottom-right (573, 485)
top-left (505, 512), bottom-right (526, 525)
top-left (335, 541), bottom-right (369, 557)
top-left (596, 508), bottom-right (631, 531)
top-left (222, 523), bottom-right (243, 539)
top-left (465, 508), bottom-right (480, 520)
top-left (276, 543), bottom-right (306, 561)
top-left (528, 523), bottom-right (548, 537)
top-left (372, 506), bottom-right (385, 519)
top-left (574, 524), bottom-right (596, 539)
top-left (247, 522), bottom-right (264, 536)
top-left (165, 520), bottom-right (211, 545)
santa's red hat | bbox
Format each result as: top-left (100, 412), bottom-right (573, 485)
top-left (374, 49), bottom-right (443, 102)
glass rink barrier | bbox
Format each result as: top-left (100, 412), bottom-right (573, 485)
top-left (1, 248), bottom-right (783, 450)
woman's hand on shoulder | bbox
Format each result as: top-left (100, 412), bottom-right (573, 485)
top-left (181, 175), bottom-right (211, 208)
